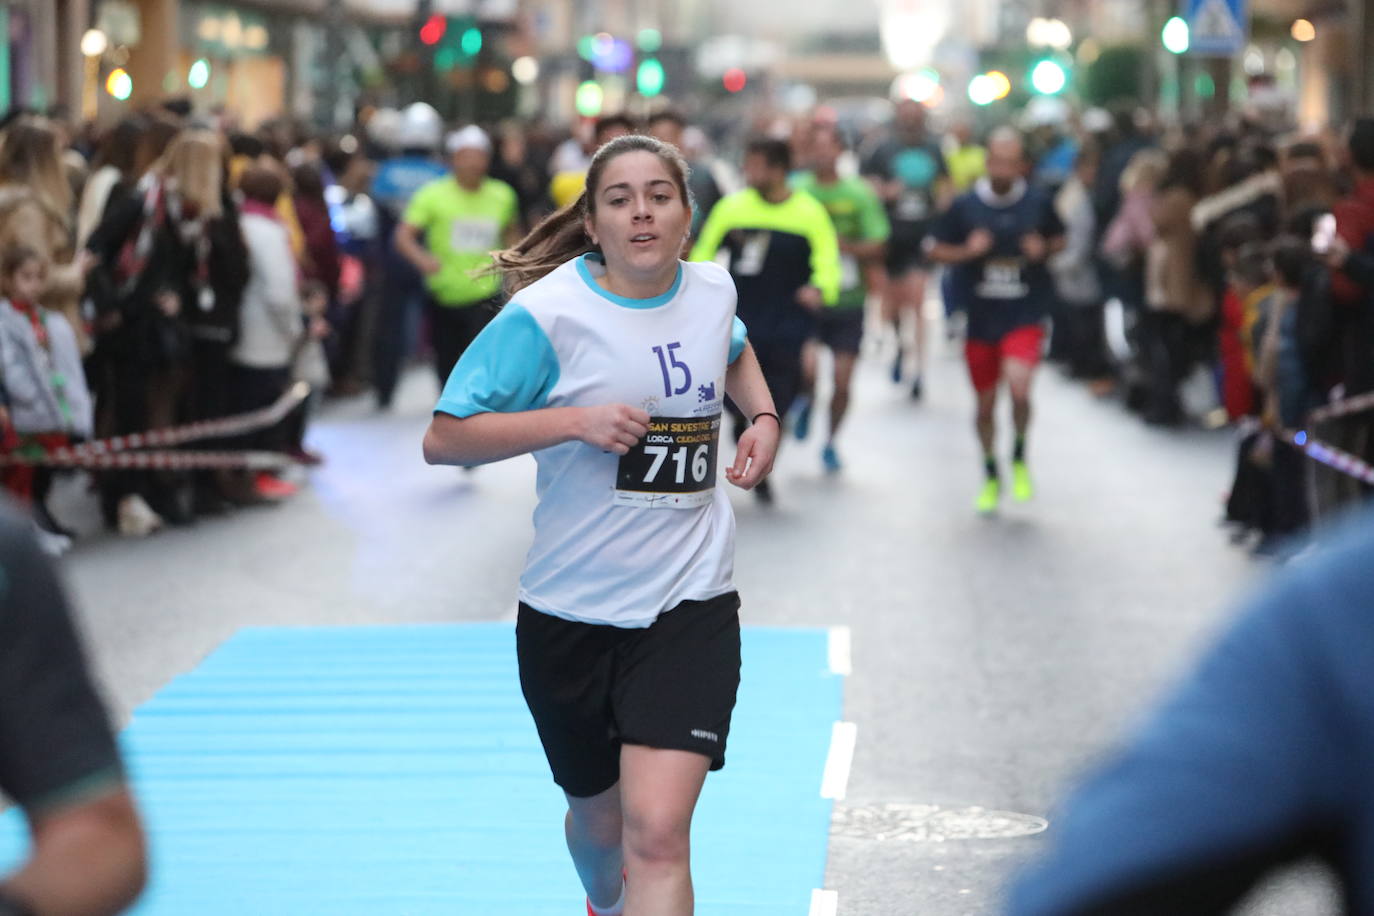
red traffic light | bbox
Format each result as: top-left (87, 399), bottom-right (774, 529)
top-left (420, 14), bottom-right (446, 46)
top-left (723, 67), bottom-right (747, 93)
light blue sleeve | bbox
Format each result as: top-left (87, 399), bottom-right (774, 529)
top-left (434, 304), bottom-right (560, 418)
top-left (729, 316), bottom-right (748, 364)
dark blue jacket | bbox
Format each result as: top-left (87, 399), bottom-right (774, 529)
top-left (1010, 510), bottom-right (1374, 915)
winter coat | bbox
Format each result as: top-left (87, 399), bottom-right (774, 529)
top-left (0, 299), bottom-right (93, 438)
top-left (1147, 186), bottom-right (1213, 323)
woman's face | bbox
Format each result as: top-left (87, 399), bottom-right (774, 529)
top-left (586, 150), bottom-right (690, 277)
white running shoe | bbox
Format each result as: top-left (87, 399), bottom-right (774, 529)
top-left (117, 494), bottom-right (164, 537)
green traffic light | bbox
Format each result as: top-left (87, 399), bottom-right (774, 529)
top-left (461, 27), bottom-right (482, 56)
top-left (637, 58), bottom-right (666, 96)
top-left (1030, 59), bottom-right (1067, 95)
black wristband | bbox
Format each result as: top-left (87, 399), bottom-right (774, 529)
top-left (0, 889), bottom-right (37, 916)
top-left (750, 411), bottom-right (781, 426)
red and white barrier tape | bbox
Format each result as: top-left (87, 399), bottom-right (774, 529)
top-left (1308, 390), bottom-right (1374, 424)
top-left (0, 382), bottom-right (309, 470)
top-left (14, 449), bottom-right (294, 471)
top-left (1286, 429), bottom-right (1374, 486)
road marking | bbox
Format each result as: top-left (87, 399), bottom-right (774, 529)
top-left (827, 626), bottom-right (852, 676)
top-left (821, 721), bottom-right (857, 800)
top-left (809, 888), bottom-right (839, 916)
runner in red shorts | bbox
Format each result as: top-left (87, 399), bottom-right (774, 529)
top-left (929, 128), bottom-right (1066, 513)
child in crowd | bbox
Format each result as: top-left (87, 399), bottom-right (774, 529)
top-left (0, 245), bottom-right (94, 552)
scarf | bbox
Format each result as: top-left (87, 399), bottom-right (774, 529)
top-left (115, 174), bottom-right (211, 300)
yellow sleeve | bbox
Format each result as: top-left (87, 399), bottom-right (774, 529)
top-left (805, 198), bottom-right (842, 305)
top-left (689, 196), bottom-right (731, 263)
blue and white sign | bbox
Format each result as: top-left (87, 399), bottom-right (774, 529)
top-left (1184, 0), bottom-right (1248, 56)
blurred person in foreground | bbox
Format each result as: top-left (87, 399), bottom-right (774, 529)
top-left (0, 499), bottom-right (147, 916)
top-left (1008, 503), bottom-right (1374, 915)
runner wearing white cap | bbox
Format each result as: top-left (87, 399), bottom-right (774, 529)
top-left (394, 125), bottom-right (521, 390)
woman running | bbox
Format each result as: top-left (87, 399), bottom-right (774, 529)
top-left (422, 134), bottom-right (780, 916)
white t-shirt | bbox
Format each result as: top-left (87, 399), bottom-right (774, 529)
top-left (435, 254), bottom-right (749, 628)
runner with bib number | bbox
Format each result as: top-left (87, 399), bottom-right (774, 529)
top-left (395, 126), bottom-right (520, 393)
top-left (929, 127), bottom-right (1066, 515)
top-left (690, 137), bottom-right (841, 503)
top-left (422, 135), bottom-right (779, 916)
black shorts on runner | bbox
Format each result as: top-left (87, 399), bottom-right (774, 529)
top-left (884, 227), bottom-right (933, 275)
top-left (816, 308), bottom-right (864, 355)
top-left (516, 590), bottom-right (742, 799)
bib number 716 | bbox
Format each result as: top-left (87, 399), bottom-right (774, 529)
top-left (642, 444), bottom-right (711, 485)
top-left (614, 414), bottom-right (720, 509)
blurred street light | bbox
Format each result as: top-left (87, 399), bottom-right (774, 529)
top-left (1027, 18), bottom-right (1072, 50)
top-left (1030, 59), bottom-right (1067, 94)
top-left (986, 70), bottom-right (1012, 100)
top-left (1162, 16), bottom-right (1190, 54)
top-left (968, 74), bottom-right (997, 105)
top-left (188, 58), bottom-right (210, 89)
top-left (637, 58), bottom-right (666, 96)
top-left (106, 68), bottom-right (133, 100)
top-left (723, 67), bottom-right (747, 93)
top-left (80, 28), bottom-right (108, 58)
top-left (893, 68), bottom-right (940, 103)
top-left (1290, 19), bottom-right (1315, 41)
top-left (637, 29), bottom-right (662, 52)
top-left (460, 26), bottom-right (482, 56)
top-left (512, 56), bottom-right (539, 84)
top-left (575, 80), bottom-right (604, 117)
top-left (419, 14), bottom-right (445, 45)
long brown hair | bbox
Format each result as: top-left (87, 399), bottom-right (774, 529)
top-left (491, 134), bottom-right (691, 295)
top-left (155, 129), bottom-right (224, 219)
top-left (0, 116), bottom-right (73, 219)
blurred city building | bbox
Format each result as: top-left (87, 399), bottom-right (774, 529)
top-left (4, 0), bottom-right (1373, 131)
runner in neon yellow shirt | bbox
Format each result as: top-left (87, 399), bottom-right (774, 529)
top-left (396, 126), bottom-right (520, 390)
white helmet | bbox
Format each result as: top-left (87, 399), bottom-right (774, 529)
top-left (399, 102), bottom-right (443, 151)
top-left (367, 107), bottom-right (403, 150)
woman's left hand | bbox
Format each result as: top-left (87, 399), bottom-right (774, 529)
top-left (725, 415), bottom-right (779, 490)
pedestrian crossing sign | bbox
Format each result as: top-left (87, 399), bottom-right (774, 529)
top-left (1184, 0), bottom-right (1248, 55)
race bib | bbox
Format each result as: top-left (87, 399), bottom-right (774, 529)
top-left (895, 190), bottom-right (929, 222)
top-left (615, 414), bottom-right (720, 509)
top-left (975, 257), bottom-right (1029, 300)
top-left (840, 254), bottom-right (861, 291)
top-left (450, 218), bottom-right (499, 252)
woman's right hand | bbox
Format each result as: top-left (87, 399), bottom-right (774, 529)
top-left (156, 291), bottom-right (180, 318)
top-left (577, 404), bottom-right (650, 455)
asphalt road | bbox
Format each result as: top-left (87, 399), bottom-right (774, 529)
top-left (49, 331), bottom-right (1339, 915)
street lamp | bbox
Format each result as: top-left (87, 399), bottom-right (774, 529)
top-left (80, 29), bottom-right (108, 120)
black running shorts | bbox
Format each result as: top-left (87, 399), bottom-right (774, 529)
top-left (816, 307), bottom-right (865, 355)
top-left (516, 590), bottom-right (742, 799)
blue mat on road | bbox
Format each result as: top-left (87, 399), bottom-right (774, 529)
top-left (0, 624), bottom-right (843, 914)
